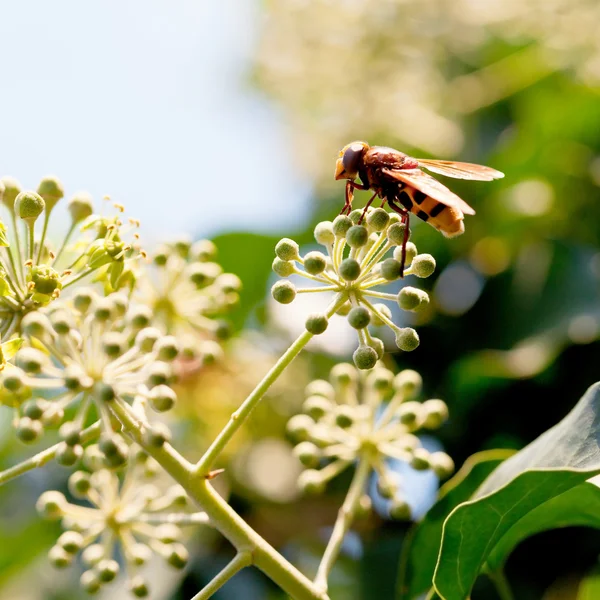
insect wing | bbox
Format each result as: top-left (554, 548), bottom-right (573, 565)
top-left (382, 168), bottom-right (476, 215)
top-left (417, 159), bottom-right (504, 181)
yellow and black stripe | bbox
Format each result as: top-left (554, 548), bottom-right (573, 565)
top-left (400, 188), bottom-right (465, 238)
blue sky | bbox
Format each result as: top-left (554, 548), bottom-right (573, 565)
top-left (0, 1), bottom-right (310, 244)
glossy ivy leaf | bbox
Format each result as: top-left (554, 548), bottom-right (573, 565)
top-left (397, 449), bottom-right (514, 600)
top-left (433, 383), bottom-right (600, 600)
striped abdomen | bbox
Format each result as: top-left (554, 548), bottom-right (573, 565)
top-left (397, 188), bottom-right (465, 238)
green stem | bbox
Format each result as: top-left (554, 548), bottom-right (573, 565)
top-left (489, 569), bottom-right (515, 600)
top-left (27, 221), bottom-right (35, 262)
top-left (0, 421), bottom-right (101, 485)
top-left (194, 292), bottom-right (348, 475)
top-left (314, 456), bottom-right (371, 593)
top-left (36, 212), bottom-right (51, 264)
top-left (10, 212), bottom-right (25, 284)
top-left (191, 551), bottom-right (252, 600)
top-left (52, 221), bottom-right (77, 266)
top-left (62, 267), bottom-right (97, 289)
top-left (109, 399), bottom-right (330, 600)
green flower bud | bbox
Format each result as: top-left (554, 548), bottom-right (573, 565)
top-left (339, 257), bottom-right (361, 281)
top-left (394, 369), bottom-right (422, 398)
top-left (80, 570), bottom-right (101, 594)
top-left (348, 306), bottom-right (370, 329)
top-left (314, 221), bottom-right (335, 245)
top-left (73, 287), bottom-right (96, 313)
top-left (349, 209), bottom-right (363, 224)
top-left (22, 398), bottom-right (47, 419)
top-left (410, 448), bottom-right (431, 471)
top-left (305, 379), bottom-right (335, 399)
top-left (68, 192), bottom-right (94, 223)
top-left (146, 362), bottom-right (172, 387)
top-left (188, 262), bottom-right (220, 288)
top-left (173, 236), bottom-right (192, 258)
top-left (0, 176), bottom-right (21, 212)
top-left (97, 383), bottom-right (115, 402)
top-left (58, 531), bottom-right (84, 554)
top-left (303, 251), bottom-right (327, 275)
top-left (166, 543), bottom-right (189, 569)
top-left (49, 544), bottom-right (73, 569)
top-left (335, 405), bottom-right (355, 428)
top-left (37, 176), bottom-right (64, 211)
top-left (346, 225), bottom-right (369, 248)
top-left (368, 367), bottom-right (394, 393)
top-left (387, 222), bottom-right (407, 245)
top-left (336, 300), bottom-right (351, 316)
top-left (390, 498), bottom-right (412, 520)
top-left (96, 559), bottom-right (119, 582)
top-left (398, 433), bottom-right (420, 451)
top-left (130, 543), bottom-right (152, 566)
top-left (15, 191), bottom-right (45, 221)
top-left (366, 208), bottom-right (390, 231)
top-left (22, 312), bottom-right (54, 339)
top-left (298, 469), bottom-right (325, 495)
top-left (16, 416), bottom-right (43, 443)
top-left (330, 363), bottom-right (357, 387)
top-left (377, 475), bottom-right (398, 499)
top-left (216, 272), bottom-right (241, 293)
top-left (275, 238), bottom-right (299, 261)
top-left (422, 399), bottom-right (449, 429)
top-left (127, 305), bottom-right (153, 329)
top-left (191, 239), bottom-right (217, 262)
top-left (155, 524), bottom-right (181, 544)
top-left (215, 320), bottom-right (232, 340)
top-left (411, 254), bottom-right (436, 278)
top-left (271, 280), bottom-right (296, 304)
top-left (68, 471), bottom-right (91, 498)
top-left (397, 401), bottom-right (422, 427)
top-left (56, 442), bottom-right (83, 466)
top-left (3, 368), bottom-right (27, 393)
top-left (398, 287), bottom-right (429, 311)
top-left (302, 395), bottom-right (332, 419)
top-left (153, 245), bottom-right (170, 266)
top-left (381, 258), bottom-right (403, 281)
top-left (129, 576), bottom-right (150, 598)
top-left (143, 422), bottom-right (172, 447)
top-left (293, 441), bottom-right (320, 468)
top-left (50, 309), bottom-right (74, 335)
top-left (83, 444), bottom-right (105, 471)
top-left (286, 414), bottom-right (315, 441)
top-left (199, 340), bottom-right (223, 365)
top-left (41, 405), bottom-right (64, 428)
top-left (36, 491), bottom-right (67, 519)
top-left (135, 327), bottom-right (161, 353)
top-left (99, 434), bottom-right (127, 458)
top-left (149, 385), bottom-right (177, 412)
top-left (370, 303), bottom-right (392, 327)
top-left (82, 544), bottom-right (105, 566)
top-left (353, 345), bottom-right (378, 370)
top-left (395, 327), bottom-right (420, 351)
top-left (272, 257), bottom-right (295, 278)
top-left (305, 313), bottom-right (328, 335)
top-left (332, 214), bottom-right (352, 237)
top-left (394, 242), bottom-right (417, 265)
top-left (155, 336), bottom-right (179, 362)
top-left (430, 452), bottom-right (455, 479)
top-left (370, 336), bottom-right (385, 359)
top-left (59, 422), bottom-right (82, 446)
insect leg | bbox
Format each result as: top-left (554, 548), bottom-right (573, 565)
top-left (358, 192), bottom-right (379, 224)
top-left (341, 181), bottom-right (354, 215)
top-left (387, 199), bottom-right (411, 277)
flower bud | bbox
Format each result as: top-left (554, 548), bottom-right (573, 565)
top-left (155, 336), bottom-right (179, 361)
top-left (330, 363), bottom-right (357, 387)
top-left (129, 575), bottom-right (149, 598)
top-left (395, 327), bottom-right (420, 351)
top-left (22, 398), bottom-right (46, 419)
top-left (49, 545), bottom-right (73, 569)
top-left (304, 251), bottom-right (327, 275)
top-left (218, 273), bottom-right (241, 294)
top-left (346, 225), bottom-right (368, 248)
top-left (370, 336), bottom-right (385, 359)
top-left (68, 471), bottom-right (91, 498)
top-left (146, 362), bottom-right (172, 387)
top-left (411, 254), bottom-right (436, 278)
top-left (430, 452), bottom-right (455, 479)
top-left (381, 258), bottom-right (402, 281)
top-left (96, 559), bottom-right (120, 582)
top-left (368, 367), bottom-right (394, 393)
top-left (82, 544), bottom-right (104, 566)
top-left (398, 287), bottom-right (429, 312)
top-left (3, 368), bottom-right (27, 393)
top-left (366, 207), bottom-right (390, 231)
top-left (68, 191), bottom-right (94, 223)
top-left (394, 369), bottom-right (422, 398)
top-left (390, 498), bottom-right (412, 520)
top-left (370, 303), bottom-right (392, 327)
top-left (348, 209), bottom-right (363, 224)
top-left (166, 543), bottom-right (189, 569)
top-left (286, 414), bottom-right (314, 440)
top-left (314, 221), bottom-right (335, 245)
top-left (302, 395), bottom-right (332, 419)
top-left (58, 531), bottom-right (84, 554)
top-left (348, 306), bottom-right (370, 329)
top-left (422, 399), bottom-right (449, 429)
top-left (332, 215), bottom-right (352, 237)
top-left (149, 385), bottom-right (177, 412)
top-left (143, 422), bottom-right (172, 447)
top-left (0, 176), bottom-right (21, 212)
top-left (135, 327), bottom-right (161, 353)
top-left (305, 313), bottom-right (328, 335)
top-left (394, 242), bottom-right (417, 266)
top-left (36, 491), bottom-right (67, 519)
top-left (37, 176), bottom-right (64, 211)
top-left (305, 379), bottom-right (335, 399)
top-left (293, 441), bottom-right (320, 468)
top-left (130, 543), bottom-right (152, 566)
top-left (335, 405), bottom-right (355, 428)
top-left (353, 346), bottom-right (378, 370)
top-left (397, 401), bottom-right (422, 427)
top-left (191, 239), bottom-right (217, 262)
top-left (16, 416), bottom-right (43, 443)
top-left (15, 191), bottom-right (44, 222)
top-left (336, 300), bottom-right (351, 316)
top-left (377, 475), bottom-right (398, 499)
top-left (298, 469), bottom-right (325, 495)
top-left (387, 222), bottom-right (407, 245)
top-left (271, 280), bottom-right (296, 304)
top-left (73, 287), bottom-right (96, 313)
top-left (80, 570), bottom-right (101, 594)
top-left (59, 422), bottom-right (82, 446)
top-left (127, 305), bottom-right (153, 329)
top-left (272, 257), bottom-right (294, 277)
top-left (339, 257), bottom-right (360, 281)
top-left (410, 447), bottom-right (431, 471)
top-left (275, 238), bottom-right (299, 261)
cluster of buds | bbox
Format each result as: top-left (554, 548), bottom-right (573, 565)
top-left (287, 364), bottom-right (454, 520)
top-left (0, 175), bottom-right (144, 338)
top-left (271, 208), bottom-right (435, 369)
top-left (37, 444), bottom-right (207, 597)
top-left (1, 290), bottom-right (181, 460)
top-left (137, 237), bottom-right (241, 364)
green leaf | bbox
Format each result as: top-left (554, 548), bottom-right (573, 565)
top-left (433, 383), bottom-right (600, 600)
top-left (0, 338), bottom-right (23, 361)
top-left (578, 564), bottom-right (600, 600)
top-left (397, 449), bottom-right (514, 600)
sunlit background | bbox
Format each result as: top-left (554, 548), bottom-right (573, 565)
top-left (2, 0), bottom-right (600, 598)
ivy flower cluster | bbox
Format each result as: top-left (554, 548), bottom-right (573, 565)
top-left (2, 289), bottom-right (180, 462)
top-left (287, 363), bottom-right (454, 520)
top-left (136, 237), bottom-right (241, 363)
top-left (37, 444), bottom-right (207, 597)
top-left (0, 175), bottom-right (143, 338)
top-left (271, 208), bottom-right (435, 369)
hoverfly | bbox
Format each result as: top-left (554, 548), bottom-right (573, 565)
top-left (334, 141), bottom-right (504, 275)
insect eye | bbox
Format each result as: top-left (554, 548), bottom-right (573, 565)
top-left (342, 144), bottom-right (364, 175)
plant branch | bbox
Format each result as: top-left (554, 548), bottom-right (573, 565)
top-left (191, 551), bottom-right (252, 600)
top-left (314, 456), bottom-right (371, 593)
top-left (194, 292), bottom-right (347, 476)
top-left (0, 421), bottom-right (101, 486)
top-left (109, 399), bottom-right (330, 600)
top-left (489, 569), bottom-right (515, 600)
